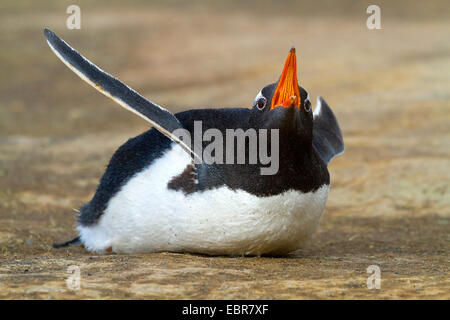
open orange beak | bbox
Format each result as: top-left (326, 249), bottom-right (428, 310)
top-left (270, 47), bottom-right (300, 109)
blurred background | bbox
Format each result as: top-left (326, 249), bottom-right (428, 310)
top-left (0, 0), bottom-right (449, 299)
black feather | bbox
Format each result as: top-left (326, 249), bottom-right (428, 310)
top-left (53, 236), bottom-right (81, 248)
top-left (313, 97), bottom-right (345, 165)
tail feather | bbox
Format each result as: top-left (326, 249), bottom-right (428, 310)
top-left (53, 236), bottom-right (81, 248)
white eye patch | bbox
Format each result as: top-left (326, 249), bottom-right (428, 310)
top-left (305, 94), bottom-right (310, 106)
top-left (253, 90), bottom-right (264, 107)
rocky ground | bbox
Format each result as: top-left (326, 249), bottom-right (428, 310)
top-left (0, 1), bottom-right (449, 299)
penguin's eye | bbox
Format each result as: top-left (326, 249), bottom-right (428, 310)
top-left (304, 99), bottom-right (311, 112)
top-left (256, 97), bottom-right (267, 110)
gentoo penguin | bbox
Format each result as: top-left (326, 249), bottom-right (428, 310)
top-left (45, 29), bottom-right (344, 256)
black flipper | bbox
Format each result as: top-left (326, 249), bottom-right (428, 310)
top-left (312, 97), bottom-right (345, 165)
top-left (53, 236), bottom-right (81, 248)
top-left (43, 29), bottom-right (201, 163)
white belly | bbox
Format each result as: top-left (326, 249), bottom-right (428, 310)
top-left (78, 145), bottom-right (329, 255)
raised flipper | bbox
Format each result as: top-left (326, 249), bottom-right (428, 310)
top-left (44, 29), bottom-right (200, 162)
top-left (312, 97), bottom-right (345, 165)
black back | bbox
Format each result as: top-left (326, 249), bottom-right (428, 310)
top-left (80, 105), bottom-right (330, 225)
top-left (176, 107), bottom-right (329, 196)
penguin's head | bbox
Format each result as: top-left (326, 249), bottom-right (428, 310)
top-left (249, 47), bottom-right (313, 144)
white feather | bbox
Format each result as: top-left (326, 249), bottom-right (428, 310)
top-left (78, 144), bottom-right (329, 256)
top-left (313, 96), bottom-right (322, 118)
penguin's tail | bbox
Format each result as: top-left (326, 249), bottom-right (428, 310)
top-left (53, 236), bottom-right (81, 249)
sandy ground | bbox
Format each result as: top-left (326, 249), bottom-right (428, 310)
top-left (0, 1), bottom-right (449, 299)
